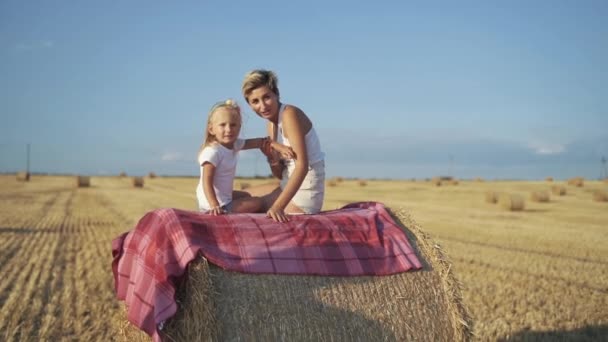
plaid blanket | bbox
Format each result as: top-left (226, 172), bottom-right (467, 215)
top-left (111, 202), bottom-right (422, 341)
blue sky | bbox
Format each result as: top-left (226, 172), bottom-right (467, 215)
top-left (1, 1), bottom-right (607, 180)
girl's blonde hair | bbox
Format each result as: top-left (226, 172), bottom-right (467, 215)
top-left (242, 69), bottom-right (280, 102)
top-left (199, 99), bottom-right (242, 153)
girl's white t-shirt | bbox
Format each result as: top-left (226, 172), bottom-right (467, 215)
top-left (196, 139), bottom-right (245, 211)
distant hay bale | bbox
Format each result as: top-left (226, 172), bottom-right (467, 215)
top-left (530, 191), bottom-right (550, 203)
top-left (545, 177), bottom-right (553, 182)
top-left (603, 178), bottom-right (608, 184)
top-left (567, 177), bottom-right (584, 187)
top-left (119, 172), bottom-right (127, 177)
top-left (327, 180), bottom-right (338, 187)
top-left (474, 177), bottom-right (484, 182)
top-left (485, 191), bottom-right (498, 204)
top-left (358, 180), bottom-right (367, 186)
top-left (76, 176), bottom-right (90, 188)
top-left (499, 194), bottom-right (525, 211)
top-left (592, 190), bottom-right (608, 202)
top-left (132, 177), bottom-right (144, 188)
top-left (16, 171), bottom-right (30, 181)
top-left (239, 182), bottom-right (251, 190)
top-left (447, 179), bottom-right (459, 186)
top-left (119, 210), bottom-right (473, 342)
top-left (148, 172), bottom-right (157, 178)
top-left (551, 185), bottom-right (566, 196)
top-left (431, 177), bottom-right (442, 186)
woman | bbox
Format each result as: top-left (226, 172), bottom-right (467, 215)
top-left (242, 69), bottom-right (325, 222)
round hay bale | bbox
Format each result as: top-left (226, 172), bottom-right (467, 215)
top-left (358, 180), bottom-right (367, 186)
top-left (499, 194), bottom-right (525, 211)
top-left (327, 180), bottom-right (337, 187)
top-left (567, 177), bottom-right (584, 187)
top-left (76, 176), bottom-right (90, 187)
top-left (16, 171), bottom-right (30, 181)
top-left (485, 191), bottom-right (498, 204)
top-left (551, 185), bottom-right (566, 196)
top-left (431, 177), bottom-right (442, 186)
top-left (592, 190), bottom-right (608, 202)
top-left (119, 171), bottom-right (127, 177)
top-left (148, 172), bottom-right (157, 178)
top-left (447, 179), bottom-right (459, 186)
top-left (239, 182), bottom-right (251, 190)
top-left (530, 191), bottom-right (549, 203)
top-left (119, 210), bottom-right (473, 342)
top-left (545, 176), bottom-right (553, 182)
top-left (132, 177), bottom-right (144, 188)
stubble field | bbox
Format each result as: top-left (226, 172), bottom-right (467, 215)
top-left (0, 175), bottom-right (606, 341)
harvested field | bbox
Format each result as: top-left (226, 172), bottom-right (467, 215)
top-left (0, 175), bottom-right (607, 341)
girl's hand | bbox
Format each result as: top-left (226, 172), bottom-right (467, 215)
top-left (266, 206), bottom-right (289, 222)
top-left (209, 206), bottom-right (224, 216)
top-left (272, 143), bottom-right (296, 160)
top-left (260, 138), bottom-right (274, 158)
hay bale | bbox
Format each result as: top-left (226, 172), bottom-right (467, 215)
top-left (76, 176), bottom-right (90, 187)
top-left (358, 180), bottom-right (367, 186)
top-left (120, 171), bottom-right (127, 177)
top-left (499, 194), bottom-right (525, 211)
top-left (551, 185), bottom-right (566, 196)
top-left (431, 177), bottom-right (442, 186)
top-left (592, 190), bottom-right (608, 202)
top-left (545, 177), bottom-right (553, 182)
top-left (119, 210), bottom-right (473, 342)
top-left (447, 179), bottom-right (459, 186)
top-left (132, 177), bottom-right (144, 188)
top-left (485, 191), bottom-right (498, 204)
top-left (239, 182), bottom-right (251, 190)
top-left (473, 177), bottom-right (484, 182)
top-left (567, 177), bottom-right (584, 187)
top-left (148, 172), bottom-right (157, 178)
top-left (327, 180), bottom-right (337, 187)
top-left (530, 191), bottom-right (549, 203)
top-left (16, 171), bottom-right (30, 181)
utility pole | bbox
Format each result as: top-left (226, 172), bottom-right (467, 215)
top-left (26, 143), bottom-right (30, 174)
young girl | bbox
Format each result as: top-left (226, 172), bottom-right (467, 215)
top-left (242, 70), bottom-right (326, 222)
top-left (196, 99), bottom-right (294, 215)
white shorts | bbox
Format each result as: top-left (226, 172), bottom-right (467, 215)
top-left (280, 160), bottom-right (325, 214)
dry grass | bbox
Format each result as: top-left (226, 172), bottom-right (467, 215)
top-left (0, 175), bottom-right (606, 341)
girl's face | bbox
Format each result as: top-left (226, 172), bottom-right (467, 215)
top-left (246, 86), bottom-right (280, 122)
top-left (208, 108), bottom-right (241, 148)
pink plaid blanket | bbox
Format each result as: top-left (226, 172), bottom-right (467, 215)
top-left (111, 202), bottom-right (422, 341)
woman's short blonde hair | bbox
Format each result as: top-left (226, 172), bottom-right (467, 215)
top-left (242, 69), bottom-right (280, 102)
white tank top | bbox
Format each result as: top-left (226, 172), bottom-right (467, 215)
top-left (277, 104), bottom-right (324, 165)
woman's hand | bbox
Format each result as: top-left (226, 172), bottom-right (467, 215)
top-left (209, 206), bottom-right (224, 216)
top-left (266, 205), bottom-right (289, 222)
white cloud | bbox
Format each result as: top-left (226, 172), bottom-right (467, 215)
top-left (528, 142), bottom-right (565, 155)
top-left (14, 40), bottom-right (54, 51)
top-left (161, 151), bottom-right (188, 162)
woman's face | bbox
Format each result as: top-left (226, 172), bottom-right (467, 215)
top-left (246, 86), bottom-right (279, 121)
